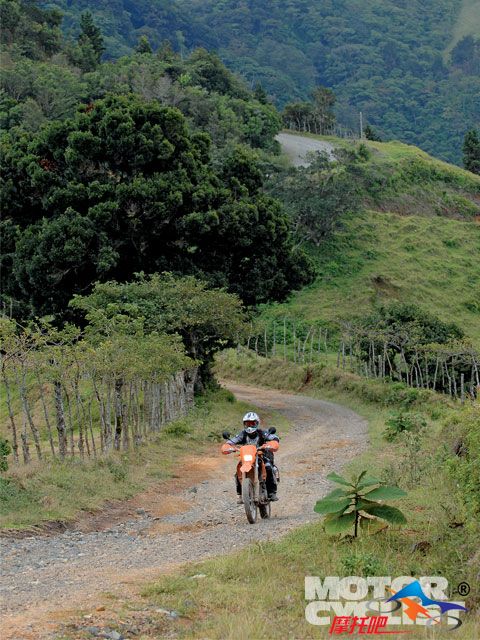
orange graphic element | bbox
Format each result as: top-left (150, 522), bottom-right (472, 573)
top-left (387, 587), bottom-right (438, 625)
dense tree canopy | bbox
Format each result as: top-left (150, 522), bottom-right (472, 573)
top-left (1, 93), bottom-right (312, 317)
top-left (71, 273), bottom-right (246, 360)
top-left (36, 0), bottom-right (480, 164)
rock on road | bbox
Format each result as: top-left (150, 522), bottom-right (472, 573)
top-left (0, 382), bottom-right (367, 639)
top-left (276, 131), bottom-right (335, 166)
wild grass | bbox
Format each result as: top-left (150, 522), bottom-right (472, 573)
top-left (260, 209), bottom-right (480, 346)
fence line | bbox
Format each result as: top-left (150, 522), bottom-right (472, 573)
top-left (244, 318), bottom-right (479, 401)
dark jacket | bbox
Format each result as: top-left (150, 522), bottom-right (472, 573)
top-left (227, 429), bottom-right (279, 448)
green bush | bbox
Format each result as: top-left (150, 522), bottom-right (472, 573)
top-left (384, 383), bottom-right (421, 408)
top-left (0, 438), bottom-right (11, 472)
top-left (164, 420), bottom-right (191, 437)
top-left (445, 408), bottom-right (480, 517)
top-left (105, 459), bottom-right (128, 482)
top-left (383, 412), bottom-right (427, 441)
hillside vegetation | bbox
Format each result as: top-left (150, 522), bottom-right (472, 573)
top-left (1, 0), bottom-right (313, 319)
top-left (263, 135), bottom-right (480, 346)
top-left (447, 0), bottom-right (480, 54)
top-left (41, 0), bottom-right (480, 163)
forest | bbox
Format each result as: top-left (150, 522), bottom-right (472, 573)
top-left (1, 0), bottom-right (314, 322)
top-left (32, 0), bottom-right (480, 164)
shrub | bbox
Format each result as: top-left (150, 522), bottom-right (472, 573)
top-left (0, 438), bottom-right (11, 472)
top-left (164, 420), bottom-right (191, 437)
top-left (445, 408), bottom-right (480, 517)
top-left (383, 412), bottom-right (427, 441)
top-left (106, 459), bottom-right (128, 482)
top-left (314, 471), bottom-right (407, 537)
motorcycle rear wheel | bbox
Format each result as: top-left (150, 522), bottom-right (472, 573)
top-left (242, 478), bottom-right (257, 524)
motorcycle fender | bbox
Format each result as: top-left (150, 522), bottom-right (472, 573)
top-left (240, 461), bottom-right (253, 473)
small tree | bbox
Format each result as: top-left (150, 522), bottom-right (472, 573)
top-left (136, 35), bottom-right (153, 54)
top-left (365, 125), bottom-right (382, 142)
top-left (463, 129), bottom-right (480, 175)
top-left (76, 11), bottom-right (105, 71)
top-left (314, 471), bottom-right (407, 537)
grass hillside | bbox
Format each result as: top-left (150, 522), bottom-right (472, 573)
top-left (264, 135), bottom-right (480, 345)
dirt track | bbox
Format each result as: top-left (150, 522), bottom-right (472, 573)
top-left (276, 132), bottom-right (335, 166)
top-left (0, 381), bottom-right (367, 639)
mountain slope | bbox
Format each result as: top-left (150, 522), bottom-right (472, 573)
top-left (447, 0), bottom-right (480, 54)
top-left (42, 0), bottom-right (480, 164)
top-left (263, 134), bottom-right (480, 345)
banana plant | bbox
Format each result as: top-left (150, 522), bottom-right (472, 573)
top-left (314, 470), bottom-right (407, 537)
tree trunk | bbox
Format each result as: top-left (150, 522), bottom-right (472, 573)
top-left (35, 370), bottom-right (55, 457)
top-left (114, 377), bottom-right (124, 451)
top-left (2, 367), bottom-right (19, 463)
top-left (54, 380), bottom-right (68, 459)
top-left (20, 414), bottom-right (30, 464)
top-left (63, 387), bottom-right (75, 456)
top-left (18, 366), bottom-right (42, 461)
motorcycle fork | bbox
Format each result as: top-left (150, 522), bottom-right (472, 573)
top-left (257, 458), bottom-right (269, 503)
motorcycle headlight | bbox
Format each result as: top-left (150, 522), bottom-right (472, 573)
top-left (243, 454), bottom-right (253, 462)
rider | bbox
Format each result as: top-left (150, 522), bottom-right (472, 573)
top-left (227, 411), bottom-right (279, 502)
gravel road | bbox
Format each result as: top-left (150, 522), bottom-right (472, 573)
top-left (0, 382), bottom-right (367, 639)
top-left (276, 132), bottom-right (335, 166)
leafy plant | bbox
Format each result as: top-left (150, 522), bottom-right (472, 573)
top-left (164, 420), bottom-right (191, 437)
top-left (0, 438), bottom-right (11, 472)
top-left (105, 459), bottom-right (128, 482)
top-left (314, 470), bottom-right (407, 537)
top-left (341, 551), bottom-right (384, 576)
top-left (384, 412), bottom-right (426, 441)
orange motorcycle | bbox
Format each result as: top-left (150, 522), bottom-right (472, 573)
top-left (221, 431), bottom-right (279, 524)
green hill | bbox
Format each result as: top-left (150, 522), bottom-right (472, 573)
top-left (41, 0), bottom-right (480, 164)
top-left (263, 136), bottom-right (480, 345)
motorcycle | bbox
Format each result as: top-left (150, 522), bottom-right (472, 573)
top-left (221, 428), bottom-right (279, 524)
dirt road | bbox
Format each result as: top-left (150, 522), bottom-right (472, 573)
top-left (276, 131), bottom-right (335, 166)
top-left (0, 382), bottom-right (367, 639)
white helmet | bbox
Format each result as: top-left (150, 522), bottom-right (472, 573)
top-left (243, 411), bottom-right (260, 434)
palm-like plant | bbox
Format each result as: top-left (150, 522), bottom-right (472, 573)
top-left (314, 471), bottom-right (407, 537)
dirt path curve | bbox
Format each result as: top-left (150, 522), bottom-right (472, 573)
top-left (0, 382), bottom-right (367, 639)
top-left (276, 131), bottom-right (335, 166)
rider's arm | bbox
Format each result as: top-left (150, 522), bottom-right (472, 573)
top-left (227, 430), bottom-right (245, 446)
top-left (264, 432), bottom-right (279, 443)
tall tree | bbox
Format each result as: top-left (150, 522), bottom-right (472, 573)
top-left (76, 11), bottom-right (105, 70)
top-left (2, 94), bottom-right (312, 316)
top-left (364, 125), bottom-right (382, 141)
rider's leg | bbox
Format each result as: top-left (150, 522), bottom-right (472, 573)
top-left (235, 473), bottom-right (242, 503)
top-left (264, 461), bottom-right (278, 499)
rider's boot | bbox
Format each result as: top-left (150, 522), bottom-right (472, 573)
top-left (269, 492), bottom-right (279, 501)
top-left (236, 494), bottom-right (243, 504)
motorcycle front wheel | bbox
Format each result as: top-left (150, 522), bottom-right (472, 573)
top-left (242, 477), bottom-right (257, 524)
top-left (259, 502), bottom-right (271, 519)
